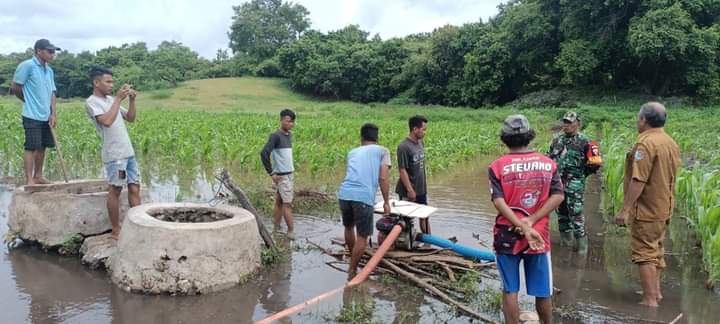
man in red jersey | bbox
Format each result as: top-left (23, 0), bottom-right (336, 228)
top-left (489, 115), bottom-right (564, 324)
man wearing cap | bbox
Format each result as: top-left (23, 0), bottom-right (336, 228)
top-left (11, 39), bottom-right (61, 185)
top-left (615, 102), bottom-right (680, 307)
top-left (489, 115), bottom-right (564, 324)
top-left (547, 111), bottom-right (601, 252)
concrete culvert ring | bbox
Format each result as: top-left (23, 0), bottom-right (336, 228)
top-left (108, 203), bottom-right (261, 295)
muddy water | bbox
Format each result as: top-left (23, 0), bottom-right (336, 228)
top-left (1, 158), bottom-right (720, 323)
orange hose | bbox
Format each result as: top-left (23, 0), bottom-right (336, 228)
top-left (347, 225), bottom-right (402, 287)
top-left (255, 224), bottom-right (403, 324)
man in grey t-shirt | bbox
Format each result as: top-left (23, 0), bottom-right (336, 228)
top-left (396, 115), bottom-right (430, 234)
top-left (85, 66), bottom-right (141, 240)
top-left (260, 109), bottom-right (296, 239)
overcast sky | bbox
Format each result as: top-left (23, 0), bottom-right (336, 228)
top-left (0, 0), bottom-right (503, 59)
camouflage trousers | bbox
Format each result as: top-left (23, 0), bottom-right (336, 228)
top-left (558, 178), bottom-right (586, 238)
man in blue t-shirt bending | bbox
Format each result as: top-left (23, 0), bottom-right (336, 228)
top-left (337, 123), bottom-right (391, 280)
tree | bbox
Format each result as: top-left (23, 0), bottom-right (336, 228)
top-left (628, 3), bottom-right (718, 95)
top-left (277, 25), bottom-right (408, 102)
top-left (0, 51), bottom-right (31, 92)
top-left (52, 51), bottom-right (94, 97)
top-left (149, 41), bottom-right (202, 87)
top-left (397, 23), bottom-right (486, 106)
top-left (228, 0), bottom-right (310, 62)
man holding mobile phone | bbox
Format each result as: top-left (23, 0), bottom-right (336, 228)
top-left (85, 66), bottom-right (141, 240)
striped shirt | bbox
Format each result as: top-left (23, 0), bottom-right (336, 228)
top-left (260, 129), bottom-right (294, 175)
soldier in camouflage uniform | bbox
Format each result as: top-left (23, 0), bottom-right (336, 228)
top-left (547, 112), bottom-right (601, 252)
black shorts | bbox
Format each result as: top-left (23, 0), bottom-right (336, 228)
top-left (23, 117), bottom-right (55, 150)
top-left (339, 199), bottom-right (374, 237)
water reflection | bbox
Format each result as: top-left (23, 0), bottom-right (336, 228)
top-left (0, 159), bottom-right (719, 323)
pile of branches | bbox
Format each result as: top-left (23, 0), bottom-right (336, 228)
top-left (310, 239), bottom-right (499, 323)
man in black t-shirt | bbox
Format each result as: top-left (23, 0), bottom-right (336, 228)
top-left (396, 115), bottom-right (430, 234)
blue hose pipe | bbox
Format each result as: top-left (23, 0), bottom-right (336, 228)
top-left (417, 233), bottom-right (495, 262)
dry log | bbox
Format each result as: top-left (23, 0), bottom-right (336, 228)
top-left (307, 239), bottom-right (346, 257)
top-left (410, 255), bottom-right (476, 268)
top-left (474, 262), bottom-right (497, 269)
top-left (438, 262), bottom-right (456, 282)
top-left (447, 264), bottom-right (480, 274)
top-left (313, 238), bottom-right (502, 322)
top-left (325, 262), bottom-right (348, 273)
top-left (367, 251), bottom-right (499, 324)
top-left (383, 249), bottom-right (448, 259)
top-left (394, 260), bottom-right (437, 278)
top-left (218, 169), bottom-right (274, 249)
top-left (669, 313), bottom-right (683, 324)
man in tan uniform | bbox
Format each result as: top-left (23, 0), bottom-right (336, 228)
top-left (615, 102), bottom-right (681, 307)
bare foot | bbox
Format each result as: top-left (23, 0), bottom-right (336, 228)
top-left (33, 177), bottom-right (52, 185)
top-left (635, 290), bottom-right (663, 301)
top-left (639, 300), bottom-right (659, 307)
top-left (111, 228), bottom-right (120, 240)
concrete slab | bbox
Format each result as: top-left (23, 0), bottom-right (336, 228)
top-left (8, 179), bottom-right (148, 247)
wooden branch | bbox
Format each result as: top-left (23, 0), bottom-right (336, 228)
top-left (306, 239), bottom-right (339, 255)
top-left (438, 262), bottom-right (456, 282)
top-left (367, 251), bottom-right (499, 323)
top-left (427, 279), bottom-right (457, 291)
top-left (359, 262), bottom-right (394, 275)
top-left (669, 313), bottom-right (683, 324)
top-left (447, 264), bottom-right (480, 274)
top-left (217, 169), bottom-right (274, 249)
top-left (326, 261), bottom-right (348, 273)
top-left (409, 255), bottom-right (476, 268)
top-left (395, 260), bottom-right (437, 278)
top-left (383, 248), bottom-right (449, 259)
top-left (474, 262), bottom-right (496, 269)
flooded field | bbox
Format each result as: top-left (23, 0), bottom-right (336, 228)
top-left (1, 159), bottom-right (719, 323)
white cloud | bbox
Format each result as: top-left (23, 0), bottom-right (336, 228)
top-left (0, 0), bottom-right (503, 58)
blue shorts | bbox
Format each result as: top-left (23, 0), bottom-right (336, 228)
top-left (105, 157), bottom-right (140, 187)
top-left (496, 252), bottom-right (552, 298)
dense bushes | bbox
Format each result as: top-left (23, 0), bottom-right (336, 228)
top-left (275, 0), bottom-right (720, 106)
top-left (0, 42), bottom-right (247, 98)
top-left (3, 0), bottom-right (718, 104)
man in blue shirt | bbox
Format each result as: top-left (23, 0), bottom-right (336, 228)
top-left (337, 123), bottom-right (391, 280)
top-left (11, 39), bottom-right (60, 185)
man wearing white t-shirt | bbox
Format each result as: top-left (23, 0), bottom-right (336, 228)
top-left (85, 66), bottom-right (141, 240)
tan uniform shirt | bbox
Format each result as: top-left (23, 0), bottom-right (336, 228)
top-left (623, 128), bottom-right (681, 221)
